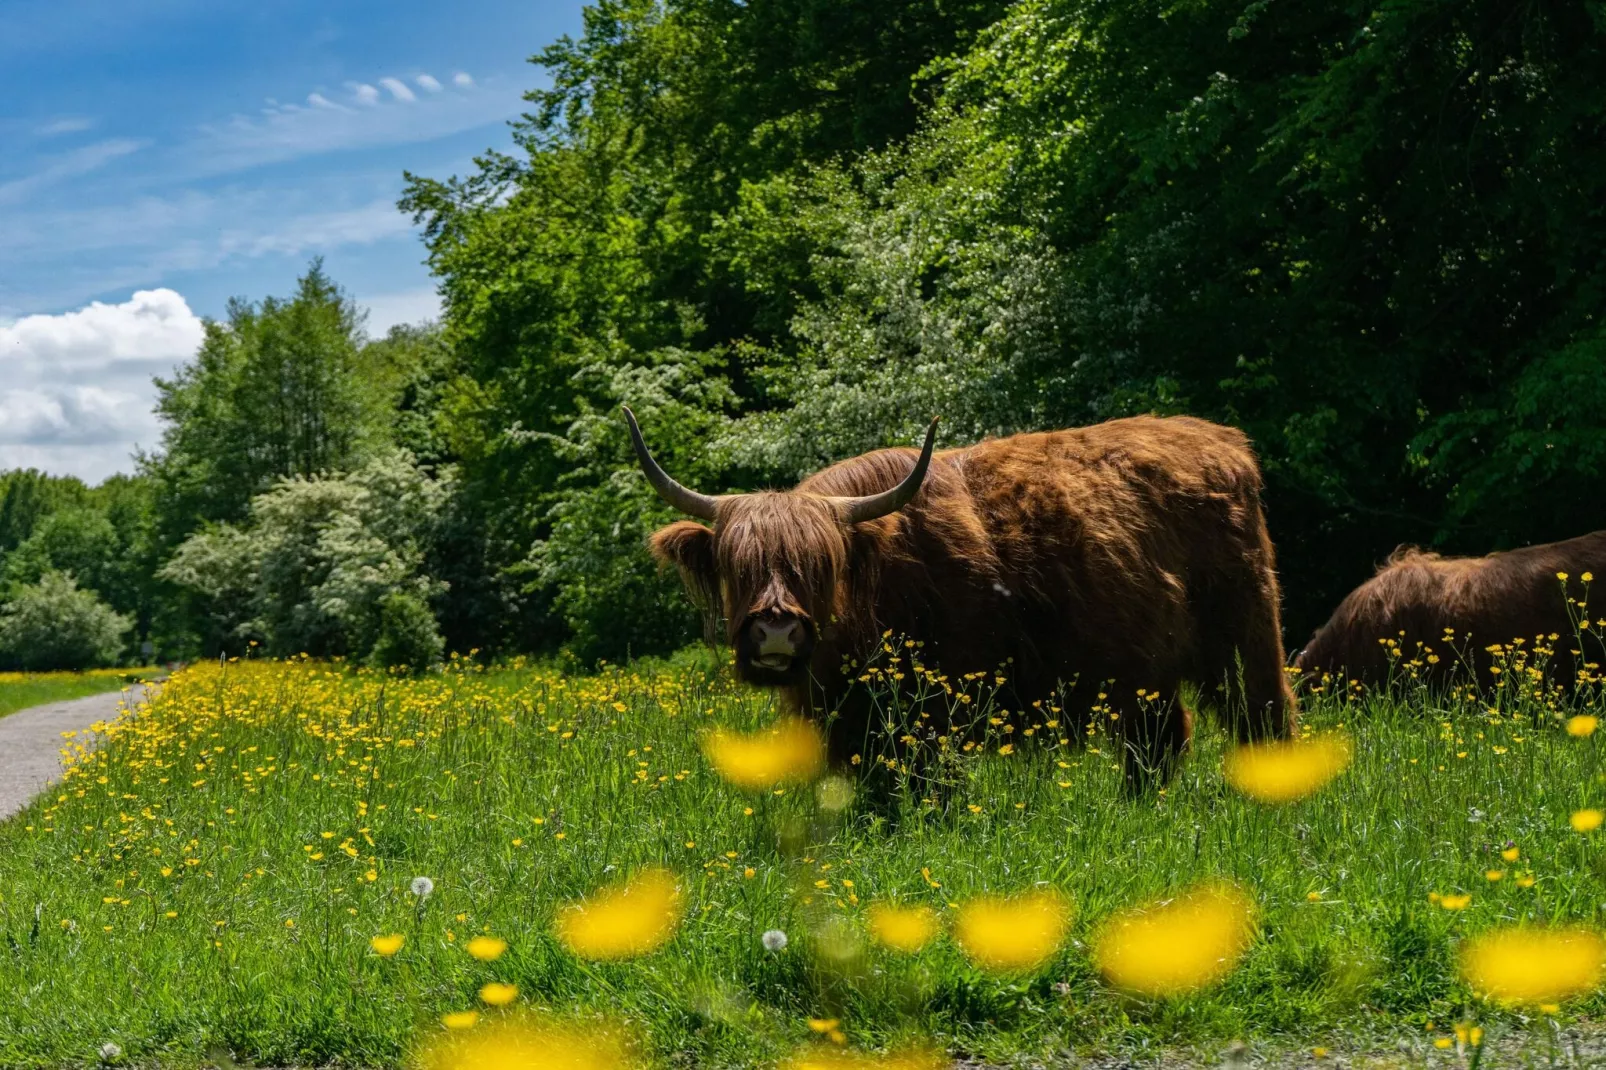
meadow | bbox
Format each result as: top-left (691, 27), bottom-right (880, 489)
top-left (0, 669), bottom-right (158, 720)
top-left (0, 641), bottom-right (1604, 1069)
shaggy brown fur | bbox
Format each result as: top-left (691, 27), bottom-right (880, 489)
top-left (1295, 532), bottom-right (1606, 688)
top-left (650, 416), bottom-right (1298, 788)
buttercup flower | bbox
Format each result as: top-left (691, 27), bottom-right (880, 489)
top-left (703, 718), bottom-right (826, 790)
top-left (466, 935), bottom-right (507, 962)
top-left (1461, 927), bottom-right (1606, 1006)
top-left (1094, 884), bottom-right (1255, 995)
top-left (954, 889), bottom-right (1070, 973)
top-left (1224, 735), bottom-right (1351, 803)
top-left (867, 903), bottom-right (940, 953)
top-left (554, 868), bottom-right (683, 960)
top-left (370, 933), bottom-right (405, 957)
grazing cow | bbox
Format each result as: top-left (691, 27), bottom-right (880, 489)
top-left (1295, 534), bottom-right (1606, 689)
top-left (626, 408), bottom-right (1298, 788)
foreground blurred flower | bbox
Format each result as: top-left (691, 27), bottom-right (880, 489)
top-left (1571, 809), bottom-right (1603, 833)
top-left (703, 718), bottom-right (826, 790)
top-left (1461, 927), bottom-right (1606, 1006)
top-left (478, 982), bottom-right (518, 1007)
top-left (867, 903), bottom-right (939, 953)
top-left (1094, 884), bottom-right (1255, 996)
top-left (779, 1043), bottom-right (949, 1070)
top-left (1567, 715), bottom-right (1598, 738)
top-left (954, 889), bottom-right (1070, 973)
top-left (418, 1014), bottom-right (640, 1070)
top-left (553, 867), bottom-right (683, 960)
top-left (1224, 735), bottom-right (1352, 803)
top-left (465, 936), bottom-right (507, 962)
top-left (370, 933), bottom-right (405, 957)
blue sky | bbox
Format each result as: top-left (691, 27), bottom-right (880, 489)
top-left (0, 0), bottom-right (587, 480)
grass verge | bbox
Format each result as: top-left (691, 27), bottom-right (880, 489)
top-left (0, 667), bottom-right (157, 720)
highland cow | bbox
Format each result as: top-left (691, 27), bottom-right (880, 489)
top-left (626, 408), bottom-right (1298, 788)
top-left (1295, 534), bottom-right (1606, 689)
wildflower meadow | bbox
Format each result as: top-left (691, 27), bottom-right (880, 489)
top-left (3, 632), bottom-right (1606, 1068)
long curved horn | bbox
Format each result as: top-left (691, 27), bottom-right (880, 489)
top-left (621, 406), bottom-right (719, 521)
top-left (829, 418), bottom-right (940, 524)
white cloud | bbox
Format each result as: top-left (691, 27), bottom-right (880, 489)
top-left (307, 92), bottom-right (346, 111)
top-left (379, 77), bottom-right (416, 102)
top-left (38, 116), bottom-right (95, 136)
top-left (363, 287), bottom-right (442, 335)
top-left (184, 78), bottom-right (520, 179)
top-left (0, 138), bottom-right (146, 206)
top-left (0, 289), bottom-right (204, 480)
top-left (416, 74), bottom-right (442, 92)
top-left (453, 72), bottom-right (474, 88)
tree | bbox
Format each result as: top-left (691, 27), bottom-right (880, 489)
top-left (143, 260), bottom-right (370, 548)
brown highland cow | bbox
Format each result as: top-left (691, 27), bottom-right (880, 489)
top-left (627, 408), bottom-right (1298, 787)
top-left (1295, 533), bottom-right (1606, 689)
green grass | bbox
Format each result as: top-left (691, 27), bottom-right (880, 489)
top-left (0, 668), bottom-right (157, 720)
top-left (0, 650), bottom-right (1602, 1068)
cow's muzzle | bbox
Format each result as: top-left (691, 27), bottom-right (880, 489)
top-left (739, 613), bottom-right (813, 675)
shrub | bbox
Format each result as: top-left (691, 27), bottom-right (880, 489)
top-left (367, 591), bottom-right (445, 672)
top-left (0, 572), bottom-right (132, 671)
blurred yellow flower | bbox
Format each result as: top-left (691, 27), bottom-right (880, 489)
top-left (1436, 893), bottom-right (1472, 910)
top-left (1094, 884), bottom-right (1255, 996)
top-left (478, 982), bottom-right (518, 1007)
top-left (440, 1010), bottom-right (479, 1030)
top-left (370, 933), bottom-right (405, 957)
top-left (1568, 716), bottom-right (1599, 738)
top-left (1485, 870), bottom-right (1504, 882)
top-left (418, 1014), bottom-right (640, 1070)
top-left (554, 867), bottom-right (683, 960)
top-left (466, 936), bottom-right (507, 962)
top-left (954, 889), bottom-right (1070, 973)
top-left (1461, 927), bottom-right (1606, 1006)
top-left (1501, 846), bottom-right (1520, 862)
top-left (866, 903), bottom-right (939, 953)
top-left (1571, 809), bottom-right (1603, 832)
top-left (702, 718), bottom-right (825, 790)
top-left (1223, 735), bottom-right (1352, 803)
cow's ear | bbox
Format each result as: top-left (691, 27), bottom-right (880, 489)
top-left (649, 521), bottom-right (714, 577)
top-left (650, 521), bottom-right (719, 637)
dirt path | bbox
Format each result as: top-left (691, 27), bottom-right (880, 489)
top-left (0, 683), bottom-right (154, 821)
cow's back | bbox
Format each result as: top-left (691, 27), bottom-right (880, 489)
top-left (1297, 531), bottom-right (1606, 686)
top-left (798, 416), bottom-right (1274, 687)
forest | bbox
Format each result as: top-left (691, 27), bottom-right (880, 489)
top-left (4, 0), bottom-right (1604, 670)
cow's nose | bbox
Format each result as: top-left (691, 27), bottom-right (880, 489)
top-left (751, 616), bottom-right (805, 656)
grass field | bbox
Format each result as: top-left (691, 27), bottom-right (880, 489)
top-left (0, 646), bottom-right (1603, 1068)
top-left (0, 668), bottom-right (158, 720)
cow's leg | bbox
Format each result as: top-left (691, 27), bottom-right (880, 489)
top-left (1115, 687), bottom-right (1192, 793)
top-left (1196, 555), bottom-right (1298, 744)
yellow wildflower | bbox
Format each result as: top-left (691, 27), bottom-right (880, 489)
top-left (1094, 884), bottom-right (1255, 996)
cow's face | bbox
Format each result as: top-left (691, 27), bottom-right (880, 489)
top-left (622, 406), bottom-right (937, 688)
top-left (651, 494), bottom-right (846, 684)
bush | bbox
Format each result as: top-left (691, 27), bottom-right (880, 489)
top-left (0, 572), bottom-right (132, 671)
top-left (367, 591), bottom-right (445, 672)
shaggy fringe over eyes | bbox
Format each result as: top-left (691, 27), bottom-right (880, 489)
top-left (713, 494), bottom-right (847, 640)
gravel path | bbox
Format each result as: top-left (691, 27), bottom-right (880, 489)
top-left (0, 683), bottom-right (155, 821)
